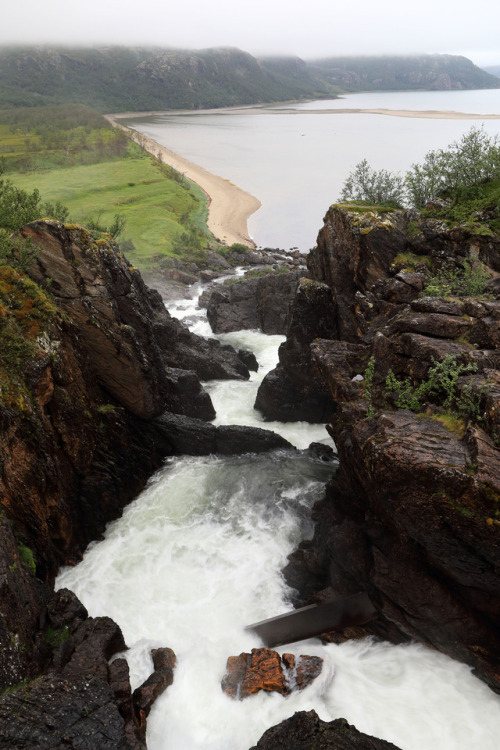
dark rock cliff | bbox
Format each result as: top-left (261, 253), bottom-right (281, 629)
top-left (206, 270), bottom-right (304, 335)
top-left (0, 221), bottom-right (286, 748)
top-left (263, 204), bottom-right (500, 692)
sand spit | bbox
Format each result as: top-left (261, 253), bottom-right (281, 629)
top-left (106, 115), bottom-right (261, 248)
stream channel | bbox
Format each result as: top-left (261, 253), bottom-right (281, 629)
top-left (56, 278), bottom-right (500, 750)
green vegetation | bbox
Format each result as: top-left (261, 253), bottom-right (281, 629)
top-left (0, 105), bottom-right (214, 270)
top-left (0, 105), bottom-right (129, 173)
top-left (340, 160), bottom-right (405, 207)
top-left (385, 355), bottom-right (482, 423)
top-left (45, 625), bottom-right (70, 647)
top-left (0, 264), bottom-right (58, 411)
top-left (17, 541), bottom-right (36, 575)
top-left (340, 127), bottom-right (500, 223)
top-left (363, 355), bottom-right (376, 418)
top-left (391, 251), bottom-right (431, 272)
top-left (422, 258), bottom-right (489, 297)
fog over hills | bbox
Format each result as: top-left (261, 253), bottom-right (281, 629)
top-left (0, 46), bottom-right (498, 112)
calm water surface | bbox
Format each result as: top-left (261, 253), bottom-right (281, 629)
top-left (123, 90), bottom-right (500, 250)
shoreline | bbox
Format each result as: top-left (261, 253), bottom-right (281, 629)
top-left (109, 105), bottom-right (500, 120)
top-left (105, 115), bottom-right (261, 249)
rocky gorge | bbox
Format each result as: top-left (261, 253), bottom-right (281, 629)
top-left (1, 202), bottom-right (499, 748)
top-left (254, 203), bottom-right (500, 694)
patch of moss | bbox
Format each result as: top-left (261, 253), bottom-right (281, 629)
top-left (392, 252), bottom-right (431, 272)
top-left (334, 201), bottom-right (396, 214)
top-left (0, 265), bottom-right (59, 412)
top-left (430, 413), bottom-right (466, 438)
top-left (17, 541), bottom-right (36, 575)
top-left (45, 625), bottom-right (70, 648)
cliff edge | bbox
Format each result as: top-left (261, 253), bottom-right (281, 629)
top-left (258, 203), bottom-right (500, 692)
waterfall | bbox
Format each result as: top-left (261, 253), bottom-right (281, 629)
top-left (56, 280), bottom-right (500, 750)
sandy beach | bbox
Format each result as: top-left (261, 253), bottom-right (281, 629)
top-left (107, 104), bottom-right (500, 250)
top-left (106, 115), bottom-right (261, 248)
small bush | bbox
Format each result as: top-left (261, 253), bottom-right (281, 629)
top-left (422, 258), bottom-right (489, 298)
top-left (340, 159), bottom-right (405, 206)
top-left (385, 355), bottom-right (482, 423)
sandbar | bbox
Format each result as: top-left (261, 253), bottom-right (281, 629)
top-left (265, 107), bottom-right (500, 119)
top-left (105, 115), bottom-right (260, 248)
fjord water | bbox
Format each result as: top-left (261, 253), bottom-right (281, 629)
top-left (56, 285), bottom-right (500, 750)
top-left (122, 89), bottom-right (500, 251)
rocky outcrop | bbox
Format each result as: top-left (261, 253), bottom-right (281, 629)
top-left (221, 648), bottom-right (322, 699)
top-left (255, 277), bottom-right (337, 421)
top-left (0, 220), bottom-right (286, 746)
top-left (154, 412), bottom-right (293, 455)
top-left (251, 711), bottom-right (403, 750)
top-left (2, 220), bottom-right (250, 585)
top-left (133, 647), bottom-right (176, 726)
top-left (0, 582), bottom-right (149, 749)
top-left (273, 204), bottom-right (500, 692)
top-left (206, 270), bottom-right (304, 334)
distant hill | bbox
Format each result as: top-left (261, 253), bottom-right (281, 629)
top-left (308, 54), bottom-right (500, 92)
top-left (0, 46), bottom-right (498, 112)
top-left (484, 65), bottom-right (500, 79)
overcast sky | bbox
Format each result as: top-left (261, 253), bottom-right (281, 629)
top-left (2, 0), bottom-right (499, 67)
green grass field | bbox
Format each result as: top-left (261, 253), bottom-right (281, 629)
top-left (10, 142), bottom-right (210, 270)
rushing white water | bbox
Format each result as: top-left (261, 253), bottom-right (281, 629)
top-left (56, 283), bottom-right (500, 750)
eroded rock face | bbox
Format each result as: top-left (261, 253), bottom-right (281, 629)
top-left (0, 221), bottom-right (257, 744)
top-left (273, 204), bottom-right (500, 692)
top-left (133, 647), bottom-right (176, 725)
top-left (255, 278), bottom-right (337, 421)
top-left (0, 587), bottom-right (146, 750)
top-left (251, 710), bottom-right (403, 750)
top-left (206, 270), bottom-right (304, 334)
top-left (221, 648), bottom-right (323, 699)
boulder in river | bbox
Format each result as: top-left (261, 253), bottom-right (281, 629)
top-left (221, 648), bottom-right (323, 699)
top-left (250, 710), bottom-right (403, 750)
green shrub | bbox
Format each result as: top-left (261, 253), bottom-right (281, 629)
top-left (422, 258), bottom-right (489, 298)
top-left (385, 355), bottom-right (482, 423)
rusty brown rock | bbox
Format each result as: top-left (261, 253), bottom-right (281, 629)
top-left (221, 648), bottom-right (323, 700)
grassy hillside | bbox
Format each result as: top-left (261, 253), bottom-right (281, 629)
top-left (1, 105), bottom-right (213, 270)
top-left (0, 46), bottom-right (497, 113)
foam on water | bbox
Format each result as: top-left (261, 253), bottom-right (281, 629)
top-left (56, 282), bottom-right (500, 749)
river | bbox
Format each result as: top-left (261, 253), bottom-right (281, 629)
top-left (121, 89), bottom-right (500, 251)
top-left (56, 281), bottom-right (500, 750)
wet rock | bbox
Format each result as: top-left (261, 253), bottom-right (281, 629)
top-left (271, 204), bottom-right (500, 692)
top-left (206, 271), bottom-right (304, 334)
top-left (0, 588), bottom-right (146, 749)
top-left (221, 648), bottom-right (323, 699)
top-left (255, 278), bottom-right (337, 421)
top-left (163, 267), bottom-right (199, 285)
top-left (164, 368), bottom-right (216, 420)
top-left (237, 348), bottom-right (259, 372)
top-left (154, 412), bottom-right (293, 455)
top-left (133, 647), bottom-right (176, 722)
top-left (250, 710), bottom-right (403, 750)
